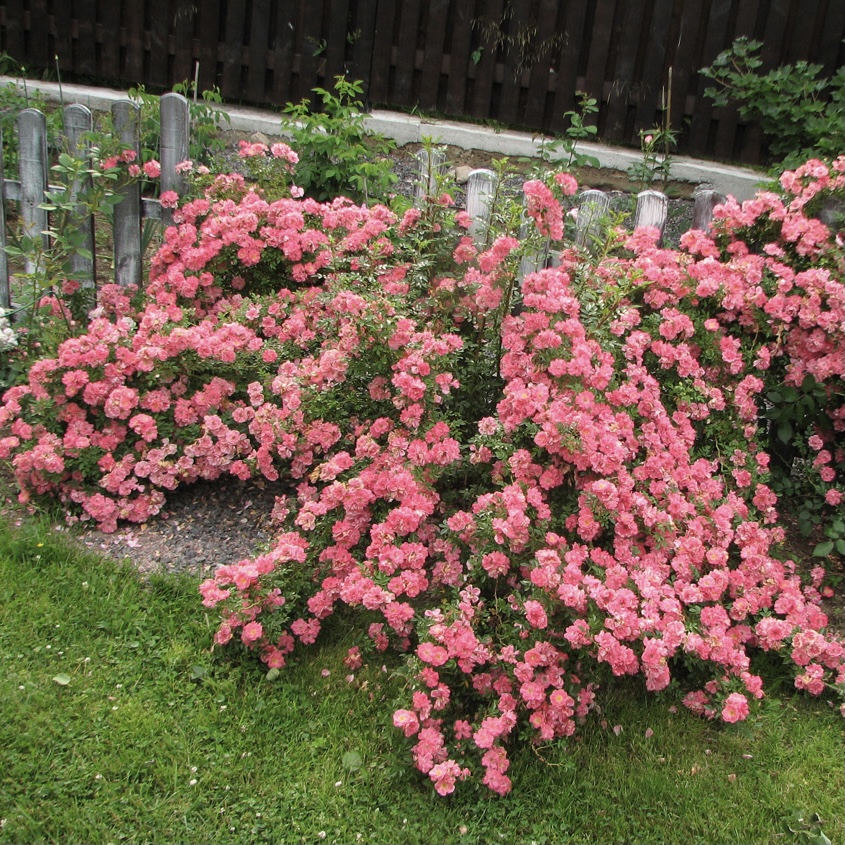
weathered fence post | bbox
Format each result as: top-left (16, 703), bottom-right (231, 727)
top-left (692, 188), bottom-right (724, 231)
top-left (413, 147), bottom-right (447, 206)
top-left (0, 129), bottom-right (9, 311)
top-left (160, 92), bottom-right (189, 224)
top-left (633, 189), bottom-right (668, 243)
top-left (17, 108), bottom-right (49, 276)
top-left (466, 168), bottom-right (497, 247)
top-left (518, 208), bottom-right (549, 283)
top-left (63, 104), bottom-right (96, 291)
top-left (111, 100), bottom-right (142, 287)
top-left (818, 195), bottom-right (845, 229)
top-left (574, 189), bottom-right (610, 249)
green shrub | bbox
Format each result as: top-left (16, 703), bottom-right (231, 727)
top-left (700, 37), bottom-right (845, 169)
top-left (538, 92), bottom-right (601, 171)
top-left (281, 76), bottom-right (398, 204)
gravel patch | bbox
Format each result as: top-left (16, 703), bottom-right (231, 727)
top-left (72, 477), bottom-right (290, 579)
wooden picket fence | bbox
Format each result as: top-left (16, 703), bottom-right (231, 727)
top-left (1, 97), bottom-right (724, 314)
top-left (413, 146), bottom-right (723, 258)
top-left (0, 93), bottom-right (192, 311)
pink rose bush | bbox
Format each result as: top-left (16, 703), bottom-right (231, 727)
top-left (1, 153), bottom-right (843, 796)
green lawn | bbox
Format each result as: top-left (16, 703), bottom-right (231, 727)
top-left (1, 514), bottom-right (842, 845)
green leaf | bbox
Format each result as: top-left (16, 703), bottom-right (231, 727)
top-left (52, 673), bottom-right (71, 686)
top-left (265, 667), bottom-right (280, 682)
top-left (341, 750), bottom-right (363, 772)
top-left (813, 540), bottom-right (834, 557)
top-left (776, 420), bottom-right (793, 444)
top-left (835, 539), bottom-right (845, 556)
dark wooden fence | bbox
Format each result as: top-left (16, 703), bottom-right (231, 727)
top-left (1, 0), bottom-right (843, 166)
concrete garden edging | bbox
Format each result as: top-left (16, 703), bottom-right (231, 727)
top-left (2, 76), bottom-right (767, 201)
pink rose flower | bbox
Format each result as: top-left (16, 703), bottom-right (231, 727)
top-left (721, 692), bottom-right (749, 723)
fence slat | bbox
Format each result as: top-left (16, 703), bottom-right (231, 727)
top-left (123, 1), bottom-right (146, 81)
top-left (63, 104), bottom-right (96, 290)
top-left (523, 0), bottom-right (561, 128)
top-left (602, 0), bottom-right (644, 143)
top-left (75, 0), bottom-right (99, 77)
top-left (221, 2), bottom-right (247, 98)
top-left (518, 209), bottom-right (550, 284)
top-left (692, 189), bottom-right (723, 231)
top-left (324, 0), bottom-right (352, 85)
top-left (633, 0), bottom-right (678, 134)
top-left (17, 108), bottom-right (48, 276)
top-left (145, 0), bottom-right (174, 88)
top-left (348, 0), bottom-right (380, 92)
top-left (633, 189), bottom-right (668, 243)
top-left (369, 1), bottom-right (398, 104)
top-left (111, 100), bottom-right (142, 287)
top-left (574, 189), bottom-right (610, 249)
top-left (782, 0), bottom-right (819, 65)
top-left (711, 0), bottom-right (762, 162)
top-left (99, 1), bottom-right (122, 78)
top-left (269, 0), bottom-right (298, 103)
top-left (497, 0), bottom-right (531, 127)
top-left (197, 0), bottom-right (223, 96)
top-left (470, 0), bottom-right (505, 120)
top-left (0, 128), bottom-right (9, 310)
top-left (444, 2), bottom-right (474, 115)
top-left (297, 2), bottom-right (326, 100)
top-left (246, 0), bottom-right (272, 102)
top-left (548, 1), bottom-right (590, 134)
top-left (171, 3), bottom-right (198, 83)
top-left (413, 147), bottom-right (448, 206)
top-left (2, 0), bottom-right (25, 59)
top-left (817, 1), bottom-right (845, 79)
top-left (736, 0), bottom-right (788, 162)
top-left (686, 0), bottom-right (733, 157)
top-left (417, 0), bottom-right (450, 110)
top-left (393, 0), bottom-right (423, 104)
top-left (52, 0), bottom-right (73, 73)
top-left (664, 0), bottom-right (707, 149)
top-left (466, 168), bottom-right (497, 246)
top-left (159, 92), bottom-right (190, 226)
top-left (27, 0), bottom-right (48, 68)
top-left (172, 2), bottom-right (197, 84)
top-left (583, 0), bottom-right (620, 129)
